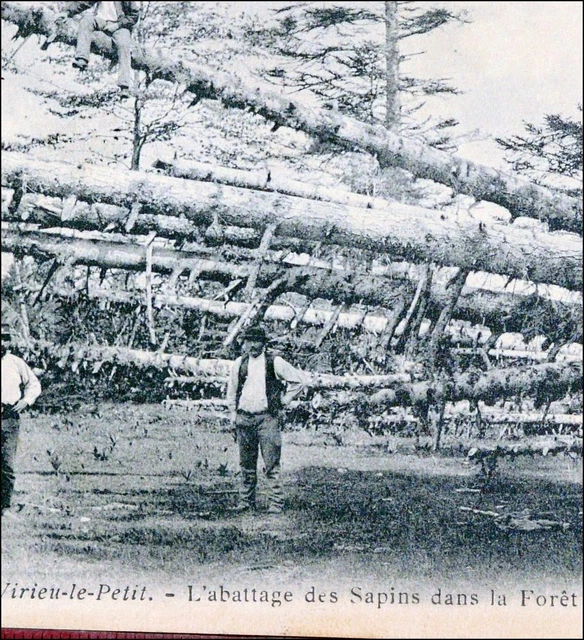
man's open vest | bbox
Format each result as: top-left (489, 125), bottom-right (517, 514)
top-left (234, 352), bottom-right (285, 415)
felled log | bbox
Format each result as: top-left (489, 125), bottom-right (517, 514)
top-left (466, 438), bottom-right (583, 462)
top-left (453, 348), bottom-right (581, 363)
top-left (4, 223), bottom-right (582, 340)
top-left (466, 437), bottom-right (582, 482)
top-left (458, 506), bottom-right (571, 532)
top-left (2, 2), bottom-right (581, 233)
top-left (26, 340), bottom-right (232, 377)
top-left (2, 191), bottom-right (274, 246)
top-left (1, 224), bottom-right (249, 279)
top-left (15, 337), bottom-right (581, 410)
top-left (479, 412), bottom-right (582, 425)
top-left (21, 339), bottom-right (411, 391)
top-left (3, 154), bottom-right (581, 290)
top-left (38, 282), bottom-right (574, 360)
top-left (4, 224), bottom-right (417, 314)
top-left (155, 158), bottom-right (583, 239)
top-left (4, 191), bottom-right (581, 311)
top-left (347, 361), bottom-right (583, 407)
top-left (49, 284), bottom-right (482, 348)
top-left (165, 372), bottom-right (411, 389)
top-left (311, 372), bottom-right (411, 389)
top-left (153, 158), bottom-right (417, 212)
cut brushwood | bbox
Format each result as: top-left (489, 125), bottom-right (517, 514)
top-left (22, 340), bottom-right (232, 377)
top-left (43, 285), bottom-right (575, 361)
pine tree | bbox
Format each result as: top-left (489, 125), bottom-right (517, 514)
top-left (259, 1), bottom-right (466, 149)
top-left (496, 106), bottom-right (583, 197)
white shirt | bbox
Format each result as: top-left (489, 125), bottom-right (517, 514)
top-left (227, 352), bottom-right (311, 414)
top-left (1, 353), bottom-right (42, 407)
top-left (97, 2), bottom-right (119, 22)
top-left (238, 353), bottom-right (269, 413)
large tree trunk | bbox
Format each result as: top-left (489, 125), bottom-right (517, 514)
top-left (1, 225), bottom-right (249, 279)
top-left (43, 284), bottom-right (477, 345)
top-left (3, 154), bottom-right (581, 290)
top-left (21, 339), bottom-right (411, 390)
top-left (2, 2), bottom-right (580, 233)
top-left (153, 159), bottom-right (401, 212)
top-left (3, 224), bottom-right (582, 341)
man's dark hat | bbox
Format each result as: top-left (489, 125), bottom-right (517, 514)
top-left (242, 326), bottom-right (267, 342)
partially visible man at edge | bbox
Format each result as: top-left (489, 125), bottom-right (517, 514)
top-left (226, 326), bottom-right (311, 515)
top-left (1, 324), bottom-right (42, 517)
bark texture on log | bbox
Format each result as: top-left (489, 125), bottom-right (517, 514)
top-left (2, 226), bottom-right (249, 279)
top-left (3, 154), bottom-right (582, 290)
top-left (19, 339), bottom-right (410, 390)
top-left (4, 224), bottom-right (582, 341)
top-left (154, 159), bottom-right (399, 211)
top-left (467, 438), bottom-right (582, 461)
top-left (345, 362), bottom-right (583, 407)
top-left (2, 2), bottom-right (581, 233)
top-left (473, 412), bottom-right (582, 425)
top-left (5, 189), bottom-right (581, 310)
top-left (26, 340), bottom-right (233, 377)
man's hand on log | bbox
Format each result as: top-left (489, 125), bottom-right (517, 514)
top-left (41, 12), bottom-right (67, 50)
top-left (102, 21), bottom-right (121, 36)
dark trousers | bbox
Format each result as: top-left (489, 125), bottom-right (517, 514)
top-left (76, 14), bottom-right (133, 88)
top-left (1, 413), bottom-right (20, 512)
top-left (236, 411), bottom-right (283, 509)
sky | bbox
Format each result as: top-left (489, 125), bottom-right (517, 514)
top-left (418, 1), bottom-right (583, 163)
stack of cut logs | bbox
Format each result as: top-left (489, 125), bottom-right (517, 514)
top-left (1, 1), bottom-right (582, 446)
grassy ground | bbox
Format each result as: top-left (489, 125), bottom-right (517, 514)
top-left (2, 403), bottom-right (582, 596)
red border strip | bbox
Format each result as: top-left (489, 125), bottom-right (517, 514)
top-left (1, 632), bottom-right (317, 639)
top-left (0, 632), bottom-right (301, 640)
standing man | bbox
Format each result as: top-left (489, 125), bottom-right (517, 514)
top-left (1, 324), bottom-right (42, 516)
top-left (55, 2), bottom-right (140, 97)
top-left (226, 326), bottom-right (310, 515)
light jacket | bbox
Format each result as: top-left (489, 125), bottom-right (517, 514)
top-left (66, 1), bottom-right (140, 31)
